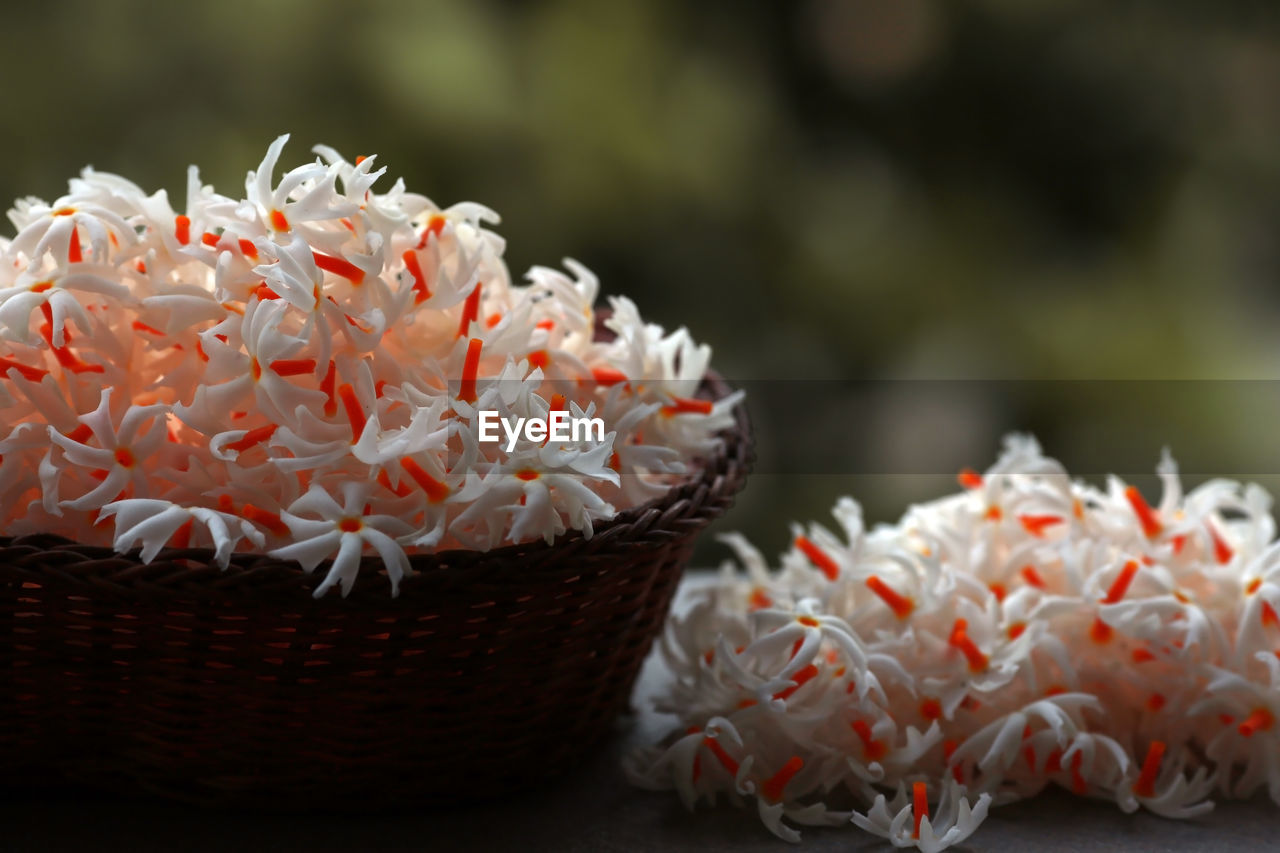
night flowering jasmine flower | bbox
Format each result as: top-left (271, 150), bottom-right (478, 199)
top-left (269, 483), bottom-right (413, 598)
top-left (97, 498), bottom-right (264, 565)
top-left (1192, 660), bottom-right (1280, 800)
top-left (630, 436), bottom-right (1280, 847)
top-left (594, 393), bottom-right (684, 503)
top-left (626, 716), bottom-right (751, 812)
top-left (0, 138), bottom-right (738, 594)
top-left (173, 298), bottom-right (323, 434)
top-left (49, 390), bottom-right (168, 511)
top-left (523, 261), bottom-right (598, 347)
top-left (0, 267), bottom-right (132, 348)
top-left (450, 439), bottom-right (618, 550)
top-left (597, 296), bottom-right (708, 395)
top-left (735, 756), bottom-right (852, 844)
top-left (726, 599), bottom-right (883, 703)
top-left (949, 694), bottom-right (1098, 778)
top-left (348, 398), bottom-right (451, 467)
top-left (8, 202), bottom-right (134, 269)
top-left (3, 370), bottom-right (83, 435)
top-left (1119, 740), bottom-right (1215, 819)
top-left (254, 234), bottom-right (387, 365)
top-left (242, 134), bottom-right (354, 242)
top-left (850, 781), bottom-right (990, 853)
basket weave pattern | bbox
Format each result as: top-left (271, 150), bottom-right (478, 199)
top-left (0, 375), bottom-right (750, 808)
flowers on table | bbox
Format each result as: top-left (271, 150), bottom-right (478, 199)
top-left (0, 137), bottom-right (741, 596)
top-left (627, 435), bottom-right (1280, 848)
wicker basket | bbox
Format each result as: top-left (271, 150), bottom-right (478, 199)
top-left (0, 373), bottom-right (750, 809)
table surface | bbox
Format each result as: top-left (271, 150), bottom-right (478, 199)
top-left (5, 573), bottom-right (1275, 852)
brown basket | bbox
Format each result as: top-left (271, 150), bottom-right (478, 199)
top-left (0, 373), bottom-right (750, 810)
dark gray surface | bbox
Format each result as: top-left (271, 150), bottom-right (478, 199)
top-left (4, 574), bottom-right (1276, 851)
top-left (3, 714), bottom-right (1274, 852)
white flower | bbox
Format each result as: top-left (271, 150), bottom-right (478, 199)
top-left (0, 137), bottom-right (736, 596)
top-left (98, 498), bottom-right (265, 566)
top-left (851, 782), bottom-right (990, 853)
top-left (629, 439), bottom-right (1280, 848)
top-left (0, 265), bottom-right (130, 346)
top-left (48, 389), bottom-right (168, 511)
top-left (268, 483), bottom-right (414, 598)
top-left (243, 134), bottom-right (355, 242)
top-left (173, 296), bottom-right (324, 434)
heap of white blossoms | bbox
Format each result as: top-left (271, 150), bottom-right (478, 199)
top-left (0, 136), bottom-right (739, 597)
top-left (628, 436), bottom-right (1280, 850)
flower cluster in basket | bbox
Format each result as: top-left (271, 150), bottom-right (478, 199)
top-left (629, 436), bottom-right (1280, 850)
top-left (0, 136), bottom-right (740, 596)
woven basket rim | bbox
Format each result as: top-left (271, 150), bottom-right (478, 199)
top-left (0, 370), bottom-right (751, 595)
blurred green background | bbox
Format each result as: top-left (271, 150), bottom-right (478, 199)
top-left (5, 0), bottom-right (1280, 562)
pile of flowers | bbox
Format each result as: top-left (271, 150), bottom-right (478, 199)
top-left (0, 136), bottom-right (739, 597)
top-left (627, 436), bottom-right (1280, 849)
